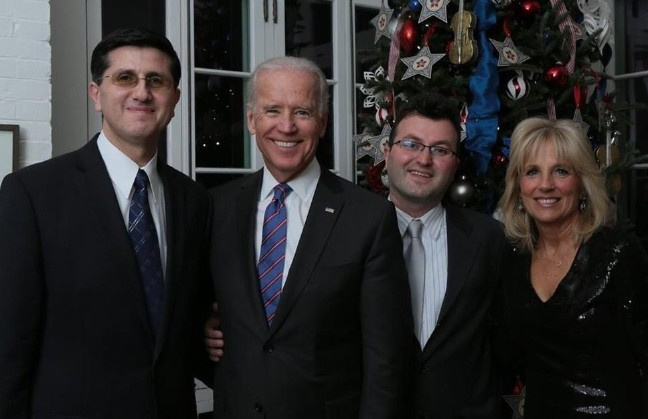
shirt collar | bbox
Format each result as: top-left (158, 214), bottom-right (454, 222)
top-left (97, 132), bottom-right (161, 202)
top-left (260, 158), bottom-right (321, 203)
top-left (392, 200), bottom-right (445, 240)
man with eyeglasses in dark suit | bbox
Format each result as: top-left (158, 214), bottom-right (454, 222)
top-left (0, 28), bottom-right (212, 418)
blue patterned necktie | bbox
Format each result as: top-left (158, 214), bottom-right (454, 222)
top-left (128, 169), bottom-right (164, 336)
top-left (258, 183), bottom-right (292, 325)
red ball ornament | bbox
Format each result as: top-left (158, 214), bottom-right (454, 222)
top-left (515, 0), bottom-right (541, 20)
top-left (545, 63), bottom-right (569, 87)
top-left (491, 152), bottom-right (508, 170)
top-left (399, 18), bottom-right (419, 55)
top-left (365, 161), bottom-right (389, 194)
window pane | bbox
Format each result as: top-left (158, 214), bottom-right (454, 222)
top-left (285, 0), bottom-right (333, 79)
top-left (196, 173), bottom-right (247, 189)
top-left (194, 75), bottom-right (249, 168)
top-left (355, 6), bottom-right (379, 83)
top-left (194, 0), bottom-right (248, 71)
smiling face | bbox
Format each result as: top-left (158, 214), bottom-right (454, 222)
top-left (247, 68), bottom-right (328, 183)
top-left (384, 114), bottom-right (460, 217)
top-left (519, 139), bottom-right (583, 232)
top-left (88, 46), bottom-right (180, 163)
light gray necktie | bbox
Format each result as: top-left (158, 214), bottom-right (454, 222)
top-left (405, 219), bottom-right (425, 346)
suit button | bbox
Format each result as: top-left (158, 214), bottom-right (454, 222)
top-left (420, 367), bottom-right (429, 373)
top-left (254, 402), bottom-right (264, 412)
top-left (263, 342), bottom-right (274, 353)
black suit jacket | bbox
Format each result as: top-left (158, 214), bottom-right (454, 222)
top-left (209, 168), bottom-right (413, 419)
top-left (0, 137), bottom-right (212, 419)
top-left (412, 204), bottom-right (505, 419)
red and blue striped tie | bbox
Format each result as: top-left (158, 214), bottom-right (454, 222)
top-left (258, 183), bottom-right (292, 325)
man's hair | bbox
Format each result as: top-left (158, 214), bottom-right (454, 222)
top-left (246, 56), bottom-right (329, 116)
top-left (388, 92), bottom-right (462, 152)
top-left (90, 27), bottom-right (181, 87)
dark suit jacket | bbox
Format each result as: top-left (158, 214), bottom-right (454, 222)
top-left (0, 137), bottom-right (212, 419)
top-left (209, 167), bottom-right (413, 419)
top-left (411, 204), bottom-right (505, 419)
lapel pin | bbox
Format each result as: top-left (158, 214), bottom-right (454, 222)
top-left (325, 207), bottom-right (335, 213)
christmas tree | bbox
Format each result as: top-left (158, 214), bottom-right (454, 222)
top-left (354, 0), bottom-right (627, 213)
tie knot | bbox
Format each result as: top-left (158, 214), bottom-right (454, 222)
top-left (134, 169), bottom-right (150, 191)
top-left (407, 219), bottom-right (423, 239)
top-left (272, 183), bottom-right (292, 202)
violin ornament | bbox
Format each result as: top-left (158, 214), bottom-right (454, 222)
top-left (448, 0), bottom-right (478, 65)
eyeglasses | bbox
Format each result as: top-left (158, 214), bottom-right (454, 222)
top-left (96, 72), bottom-right (174, 91)
top-left (393, 139), bottom-right (458, 158)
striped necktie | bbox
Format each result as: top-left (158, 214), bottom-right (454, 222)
top-left (128, 169), bottom-right (164, 336)
top-left (257, 183), bottom-right (292, 325)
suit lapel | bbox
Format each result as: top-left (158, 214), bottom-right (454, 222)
top-left (269, 169), bottom-right (344, 335)
top-left (421, 205), bottom-right (479, 355)
top-left (235, 171), bottom-right (270, 328)
top-left (154, 164), bottom-right (183, 357)
top-left (438, 205), bottom-right (478, 321)
top-left (77, 138), bottom-right (152, 339)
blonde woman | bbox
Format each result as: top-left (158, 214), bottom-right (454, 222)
top-left (497, 117), bottom-right (648, 418)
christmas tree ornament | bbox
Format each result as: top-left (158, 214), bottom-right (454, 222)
top-left (359, 66), bottom-right (386, 109)
top-left (420, 21), bottom-right (437, 46)
top-left (417, 0), bottom-right (451, 24)
top-left (514, 0), bottom-right (541, 21)
top-left (400, 46), bottom-right (445, 80)
top-left (448, 0), bottom-right (478, 65)
top-left (577, 0), bottom-right (612, 53)
top-left (365, 124), bottom-right (392, 164)
top-left (573, 108), bottom-right (590, 135)
top-left (371, 4), bottom-right (394, 43)
top-left (544, 62), bottom-right (569, 87)
top-left (365, 161), bottom-right (389, 194)
top-left (505, 75), bottom-right (530, 100)
top-left (503, 383), bottom-right (526, 419)
top-left (489, 37), bottom-right (530, 67)
top-left (491, 151), bottom-right (508, 169)
top-left (448, 174), bottom-right (475, 207)
top-left (409, 0), bottom-right (423, 12)
top-left (460, 103), bottom-right (468, 142)
top-left (490, 0), bottom-right (515, 7)
top-left (375, 107), bottom-right (390, 126)
top-left (400, 17), bottom-right (420, 55)
top-left (352, 130), bottom-right (379, 161)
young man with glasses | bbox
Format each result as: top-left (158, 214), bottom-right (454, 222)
top-left (0, 28), bottom-right (212, 418)
top-left (384, 92), bottom-right (507, 418)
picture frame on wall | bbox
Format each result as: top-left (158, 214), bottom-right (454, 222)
top-left (0, 124), bottom-right (19, 181)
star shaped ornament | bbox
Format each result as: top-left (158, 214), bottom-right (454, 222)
top-left (418, 0), bottom-right (452, 24)
top-left (367, 124), bottom-right (392, 164)
top-left (353, 130), bottom-right (379, 161)
top-left (371, 5), bottom-right (394, 43)
top-left (503, 386), bottom-right (526, 419)
top-left (401, 46), bottom-right (445, 80)
top-left (489, 37), bottom-right (530, 67)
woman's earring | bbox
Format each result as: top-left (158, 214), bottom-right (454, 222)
top-left (579, 196), bottom-right (588, 212)
top-left (517, 198), bottom-right (525, 212)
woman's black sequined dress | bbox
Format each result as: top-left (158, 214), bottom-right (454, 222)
top-left (501, 227), bottom-right (648, 418)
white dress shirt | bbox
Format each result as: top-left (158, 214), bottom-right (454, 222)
top-left (255, 158), bottom-right (320, 287)
top-left (97, 132), bottom-right (167, 279)
top-left (395, 204), bottom-right (448, 346)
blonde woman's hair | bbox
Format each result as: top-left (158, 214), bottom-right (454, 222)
top-left (498, 117), bottom-right (612, 252)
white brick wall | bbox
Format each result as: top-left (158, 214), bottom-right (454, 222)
top-left (0, 0), bottom-right (51, 168)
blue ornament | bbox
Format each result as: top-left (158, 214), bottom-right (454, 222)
top-left (409, 0), bottom-right (422, 12)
